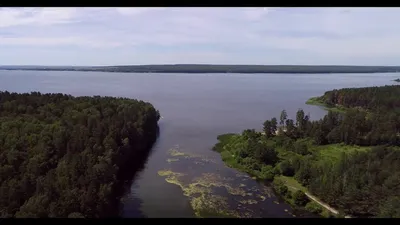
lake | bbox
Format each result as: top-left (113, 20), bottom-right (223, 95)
top-left (0, 70), bottom-right (398, 218)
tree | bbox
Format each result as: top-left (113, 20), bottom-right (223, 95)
top-left (270, 118), bottom-right (278, 135)
top-left (293, 141), bottom-right (309, 155)
top-left (285, 119), bottom-right (296, 138)
top-left (278, 160), bottom-right (295, 176)
top-left (293, 190), bottom-right (309, 206)
top-left (378, 197), bottom-right (400, 218)
top-left (280, 110), bottom-right (287, 126)
top-left (296, 109), bottom-right (305, 129)
top-left (263, 120), bottom-right (273, 138)
top-left (273, 179), bottom-right (289, 196)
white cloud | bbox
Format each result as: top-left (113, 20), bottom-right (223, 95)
top-left (0, 8), bottom-right (78, 28)
top-left (115, 7), bottom-right (164, 16)
top-left (0, 36), bottom-right (122, 48)
top-left (1, 7), bottom-right (400, 65)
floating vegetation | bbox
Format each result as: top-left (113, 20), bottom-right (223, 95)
top-left (235, 173), bottom-right (248, 178)
top-left (200, 158), bottom-right (217, 164)
top-left (159, 147), bottom-right (294, 218)
top-left (257, 194), bottom-right (267, 201)
top-left (158, 169), bottom-right (241, 217)
top-left (239, 199), bottom-right (258, 205)
top-left (157, 170), bottom-right (185, 187)
top-left (194, 161), bottom-right (205, 166)
top-left (167, 158), bottom-right (179, 163)
top-left (168, 148), bottom-right (187, 157)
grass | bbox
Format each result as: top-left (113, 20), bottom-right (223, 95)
top-left (275, 175), bottom-right (335, 218)
top-left (310, 143), bottom-right (370, 163)
top-left (276, 175), bottom-right (307, 192)
top-left (306, 96), bottom-right (347, 113)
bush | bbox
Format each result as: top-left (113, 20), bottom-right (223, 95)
top-left (292, 190), bottom-right (310, 206)
top-left (279, 160), bottom-right (295, 176)
top-left (273, 179), bottom-right (288, 196)
top-left (305, 202), bottom-right (323, 214)
top-left (294, 141), bottom-right (309, 155)
top-left (260, 165), bottom-right (275, 181)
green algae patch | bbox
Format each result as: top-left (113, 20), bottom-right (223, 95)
top-left (168, 148), bottom-right (187, 157)
top-left (191, 194), bottom-right (239, 218)
top-left (167, 158), bottom-right (179, 163)
top-left (159, 148), bottom-right (286, 218)
top-left (168, 147), bottom-right (207, 160)
top-left (157, 170), bottom-right (186, 188)
top-left (257, 194), bottom-right (267, 201)
top-left (158, 169), bottom-right (243, 218)
top-left (239, 199), bottom-right (258, 205)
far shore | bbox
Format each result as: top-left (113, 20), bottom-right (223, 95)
top-left (2, 64), bottom-right (400, 74)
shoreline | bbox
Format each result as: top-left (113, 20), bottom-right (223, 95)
top-left (2, 65), bottom-right (400, 74)
top-left (213, 135), bottom-right (340, 218)
top-left (213, 133), bottom-right (356, 218)
top-left (305, 97), bottom-right (347, 113)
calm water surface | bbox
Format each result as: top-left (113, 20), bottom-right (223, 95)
top-left (0, 71), bottom-right (398, 218)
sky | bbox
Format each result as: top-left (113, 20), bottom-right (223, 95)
top-left (0, 7), bottom-right (399, 66)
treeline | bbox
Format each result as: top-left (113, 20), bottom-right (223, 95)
top-left (0, 91), bottom-right (160, 218)
top-left (214, 85), bottom-right (400, 217)
top-left (317, 85), bottom-right (400, 113)
top-left (2, 65), bottom-right (400, 74)
top-left (307, 145), bottom-right (400, 217)
top-left (270, 109), bottom-right (400, 217)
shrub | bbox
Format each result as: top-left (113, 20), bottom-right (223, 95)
top-left (292, 190), bottom-right (310, 206)
top-left (305, 202), bottom-right (323, 214)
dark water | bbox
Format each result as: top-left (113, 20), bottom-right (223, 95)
top-left (0, 70), bottom-right (398, 218)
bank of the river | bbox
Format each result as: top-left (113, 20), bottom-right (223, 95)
top-left (212, 132), bottom-right (359, 218)
top-left (305, 97), bottom-right (347, 113)
top-left (212, 134), bottom-right (335, 218)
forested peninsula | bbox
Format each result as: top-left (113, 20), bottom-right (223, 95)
top-left (213, 85), bottom-right (400, 218)
top-left (2, 65), bottom-right (400, 74)
top-left (0, 91), bottom-right (160, 218)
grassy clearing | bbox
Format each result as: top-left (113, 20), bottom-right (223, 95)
top-left (310, 144), bottom-right (370, 163)
top-left (276, 175), bottom-right (307, 192)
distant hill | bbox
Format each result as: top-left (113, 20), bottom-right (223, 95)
top-left (1, 64), bottom-right (400, 74)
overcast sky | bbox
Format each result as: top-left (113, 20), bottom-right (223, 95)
top-left (0, 7), bottom-right (399, 66)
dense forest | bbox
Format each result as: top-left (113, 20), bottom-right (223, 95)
top-left (314, 85), bottom-right (400, 113)
top-left (213, 85), bottom-right (400, 218)
top-left (0, 91), bottom-right (160, 218)
top-left (2, 65), bottom-right (400, 74)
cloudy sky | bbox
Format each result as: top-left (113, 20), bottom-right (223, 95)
top-left (0, 7), bottom-right (399, 66)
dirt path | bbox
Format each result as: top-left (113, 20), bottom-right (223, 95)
top-left (287, 185), bottom-right (352, 218)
